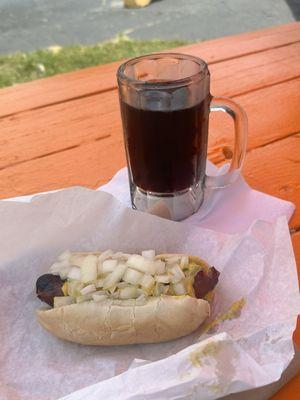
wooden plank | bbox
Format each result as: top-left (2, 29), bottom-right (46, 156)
top-left (0, 60), bottom-right (121, 119)
top-left (291, 231), bottom-right (299, 349)
top-left (0, 137), bottom-right (125, 197)
top-left (295, 315), bottom-right (300, 348)
top-left (243, 135), bottom-right (300, 230)
top-left (208, 77), bottom-right (300, 163)
top-left (270, 374), bottom-right (300, 400)
top-left (0, 22), bottom-right (299, 118)
top-left (291, 231), bottom-right (300, 284)
top-left (0, 92), bottom-right (120, 170)
top-left (210, 41), bottom-right (300, 97)
top-left (182, 22), bottom-right (300, 63)
top-left (291, 230), bottom-right (300, 349)
top-left (0, 75), bottom-right (299, 174)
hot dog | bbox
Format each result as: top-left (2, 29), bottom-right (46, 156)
top-left (36, 250), bottom-right (219, 345)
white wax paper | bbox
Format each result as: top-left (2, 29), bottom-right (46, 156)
top-left (0, 187), bottom-right (299, 400)
top-left (100, 164), bottom-right (295, 234)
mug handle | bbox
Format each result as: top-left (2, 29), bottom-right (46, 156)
top-left (205, 96), bottom-right (248, 188)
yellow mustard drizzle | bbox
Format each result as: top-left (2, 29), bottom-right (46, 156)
top-left (189, 342), bottom-right (220, 367)
top-left (203, 290), bottom-right (214, 302)
top-left (186, 279), bottom-right (195, 297)
top-left (62, 281), bottom-right (68, 296)
top-left (202, 297), bottom-right (246, 334)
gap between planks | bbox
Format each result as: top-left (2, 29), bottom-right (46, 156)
top-left (207, 38), bottom-right (300, 65)
top-left (246, 130), bottom-right (300, 154)
top-left (0, 134), bottom-right (111, 172)
top-left (0, 85), bottom-right (117, 120)
top-left (229, 74), bottom-right (300, 98)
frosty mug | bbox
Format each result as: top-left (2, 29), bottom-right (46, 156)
top-left (117, 53), bottom-right (247, 221)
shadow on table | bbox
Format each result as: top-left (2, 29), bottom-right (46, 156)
top-left (285, 0), bottom-right (300, 20)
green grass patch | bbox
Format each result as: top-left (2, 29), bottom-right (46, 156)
top-left (0, 36), bottom-right (189, 88)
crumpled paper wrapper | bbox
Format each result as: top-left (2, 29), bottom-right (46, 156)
top-left (0, 187), bottom-right (299, 400)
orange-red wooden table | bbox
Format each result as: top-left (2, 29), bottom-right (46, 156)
top-left (0, 22), bottom-right (299, 399)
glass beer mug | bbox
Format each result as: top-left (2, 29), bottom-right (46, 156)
top-left (117, 53), bottom-right (247, 221)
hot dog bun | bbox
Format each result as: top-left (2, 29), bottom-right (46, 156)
top-left (36, 295), bottom-right (209, 345)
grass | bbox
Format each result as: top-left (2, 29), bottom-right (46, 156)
top-left (0, 36), bottom-right (189, 88)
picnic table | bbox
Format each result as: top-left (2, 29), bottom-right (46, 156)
top-left (0, 22), bottom-right (299, 399)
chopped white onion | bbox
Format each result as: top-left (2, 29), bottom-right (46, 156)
top-left (141, 250), bottom-right (155, 260)
top-left (154, 260), bottom-right (166, 275)
top-left (76, 293), bottom-right (94, 303)
top-left (165, 256), bottom-right (180, 264)
top-left (49, 262), bottom-right (60, 273)
top-left (92, 293), bottom-right (108, 302)
top-left (140, 274), bottom-right (155, 291)
top-left (50, 260), bottom-right (70, 274)
top-left (170, 264), bottom-right (185, 280)
top-left (67, 280), bottom-right (83, 297)
top-left (103, 263), bottom-right (127, 289)
top-left (172, 282), bottom-right (187, 295)
top-left (117, 281), bottom-right (129, 288)
top-left (136, 288), bottom-right (147, 296)
top-left (101, 259), bottom-right (118, 274)
top-left (49, 270), bottom-right (60, 276)
top-left (95, 289), bottom-right (105, 295)
top-left (54, 296), bottom-right (73, 308)
top-left (111, 290), bottom-right (120, 299)
top-left (67, 266), bottom-right (81, 281)
top-left (170, 275), bottom-right (182, 284)
top-left (112, 252), bottom-right (130, 261)
top-left (96, 279), bottom-right (104, 288)
top-left (136, 295), bottom-right (147, 305)
top-left (97, 261), bottom-right (103, 275)
top-left (154, 282), bottom-right (165, 296)
top-left (155, 274), bottom-right (170, 284)
top-left (58, 250), bottom-right (71, 262)
top-left (119, 286), bottom-right (138, 299)
top-left (70, 254), bottom-right (85, 268)
top-left (127, 255), bottom-right (156, 274)
top-left (59, 266), bottom-right (71, 280)
top-left (123, 268), bottom-right (144, 285)
top-left (98, 250), bottom-right (113, 262)
top-left (180, 255), bottom-right (189, 268)
top-left (107, 286), bottom-right (117, 294)
top-left (80, 284), bottom-right (96, 295)
top-left (50, 252), bottom-right (192, 304)
top-left (163, 284), bottom-right (170, 294)
top-left (80, 255), bottom-right (98, 283)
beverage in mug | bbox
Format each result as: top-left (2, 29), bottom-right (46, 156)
top-left (120, 98), bottom-right (210, 193)
top-left (117, 54), bottom-right (247, 221)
